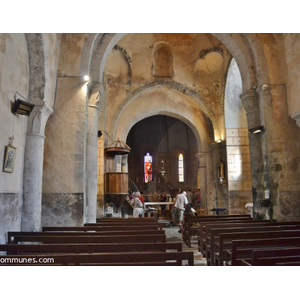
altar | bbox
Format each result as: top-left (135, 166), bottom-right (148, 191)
top-left (143, 202), bottom-right (174, 219)
top-left (144, 201), bottom-right (174, 208)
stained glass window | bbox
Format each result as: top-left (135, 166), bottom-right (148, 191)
top-left (178, 153), bottom-right (184, 182)
top-left (144, 153), bottom-right (153, 183)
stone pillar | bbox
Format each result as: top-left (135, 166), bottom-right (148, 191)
top-left (85, 82), bottom-right (101, 223)
top-left (210, 141), bottom-right (227, 210)
top-left (196, 151), bottom-right (214, 214)
top-left (241, 89), bottom-right (265, 218)
top-left (257, 84), bottom-right (300, 221)
top-left (22, 104), bottom-right (53, 231)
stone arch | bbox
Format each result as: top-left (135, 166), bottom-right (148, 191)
top-left (25, 33), bottom-right (46, 104)
top-left (89, 33), bottom-right (113, 82)
top-left (248, 33), bottom-right (284, 85)
top-left (212, 33), bottom-right (257, 91)
top-left (79, 33), bottom-right (97, 78)
top-left (108, 80), bottom-right (217, 142)
top-left (113, 96), bottom-right (212, 154)
top-left (83, 33), bottom-right (275, 93)
top-left (113, 44), bottom-right (132, 84)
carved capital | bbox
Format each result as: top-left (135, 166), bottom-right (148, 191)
top-left (240, 89), bottom-right (259, 114)
top-left (87, 81), bottom-right (101, 107)
top-left (27, 102), bottom-right (53, 136)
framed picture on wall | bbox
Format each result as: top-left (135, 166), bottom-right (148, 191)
top-left (3, 145), bottom-right (17, 173)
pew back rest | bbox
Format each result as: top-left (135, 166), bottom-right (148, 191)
top-left (251, 248), bottom-right (300, 266)
top-left (11, 234), bottom-right (167, 244)
top-left (0, 251), bottom-right (194, 266)
top-left (230, 237), bottom-right (300, 266)
top-left (0, 242), bottom-right (182, 255)
top-left (43, 225), bottom-right (161, 231)
top-left (7, 230), bottom-right (165, 244)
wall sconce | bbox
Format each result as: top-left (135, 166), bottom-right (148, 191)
top-left (12, 98), bottom-right (35, 116)
top-left (249, 126), bottom-right (264, 134)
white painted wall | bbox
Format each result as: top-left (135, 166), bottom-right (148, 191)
top-left (0, 33), bottom-right (29, 193)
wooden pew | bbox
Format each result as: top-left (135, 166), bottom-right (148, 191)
top-left (243, 248), bottom-right (300, 266)
top-left (198, 219), bottom-right (269, 253)
top-left (43, 225), bottom-right (162, 231)
top-left (85, 222), bottom-right (163, 230)
top-left (7, 230), bottom-right (166, 244)
top-left (211, 225), bottom-right (300, 266)
top-left (214, 222), bottom-right (300, 266)
top-left (96, 217), bottom-right (156, 222)
top-left (10, 234), bottom-right (166, 244)
top-left (183, 215), bottom-right (252, 247)
top-left (3, 217), bottom-right (195, 266)
top-left (0, 251), bottom-right (194, 266)
top-left (183, 214), bottom-right (251, 234)
top-left (276, 261), bottom-right (300, 266)
top-left (0, 242), bottom-right (183, 255)
top-left (225, 237), bottom-right (300, 266)
top-left (212, 228), bottom-right (300, 266)
top-left (201, 221), bottom-right (300, 260)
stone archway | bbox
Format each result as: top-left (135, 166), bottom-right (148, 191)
top-left (88, 33), bottom-right (296, 219)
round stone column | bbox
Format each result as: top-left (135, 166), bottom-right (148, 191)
top-left (85, 82), bottom-right (101, 223)
top-left (21, 133), bottom-right (45, 231)
top-left (21, 104), bottom-right (53, 231)
top-left (240, 88), bottom-right (265, 218)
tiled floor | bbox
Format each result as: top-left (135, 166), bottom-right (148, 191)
top-left (163, 224), bottom-right (207, 266)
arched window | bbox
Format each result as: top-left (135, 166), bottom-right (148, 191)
top-left (144, 152), bottom-right (153, 183)
top-left (178, 154), bottom-right (184, 182)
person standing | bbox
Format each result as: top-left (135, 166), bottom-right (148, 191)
top-left (159, 191), bottom-right (167, 216)
top-left (194, 188), bottom-right (201, 208)
top-left (173, 191), bottom-right (188, 233)
top-left (139, 191), bottom-right (145, 204)
top-left (132, 191), bottom-right (144, 218)
top-left (186, 188), bottom-right (194, 205)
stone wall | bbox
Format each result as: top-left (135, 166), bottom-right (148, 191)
top-left (42, 76), bottom-right (88, 225)
top-left (42, 193), bottom-right (83, 226)
top-left (0, 193), bottom-right (22, 244)
top-left (226, 128), bottom-right (252, 214)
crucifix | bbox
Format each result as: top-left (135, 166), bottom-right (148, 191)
top-left (9, 135), bottom-right (14, 145)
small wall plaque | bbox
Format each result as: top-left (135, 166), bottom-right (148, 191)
top-left (3, 144), bottom-right (17, 173)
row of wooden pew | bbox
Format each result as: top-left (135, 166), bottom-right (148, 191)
top-left (1, 217), bottom-right (194, 266)
top-left (182, 214), bottom-right (300, 266)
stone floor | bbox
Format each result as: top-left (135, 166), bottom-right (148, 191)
top-left (162, 224), bottom-right (207, 266)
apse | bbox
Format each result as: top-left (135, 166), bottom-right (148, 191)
top-left (126, 115), bottom-right (198, 195)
